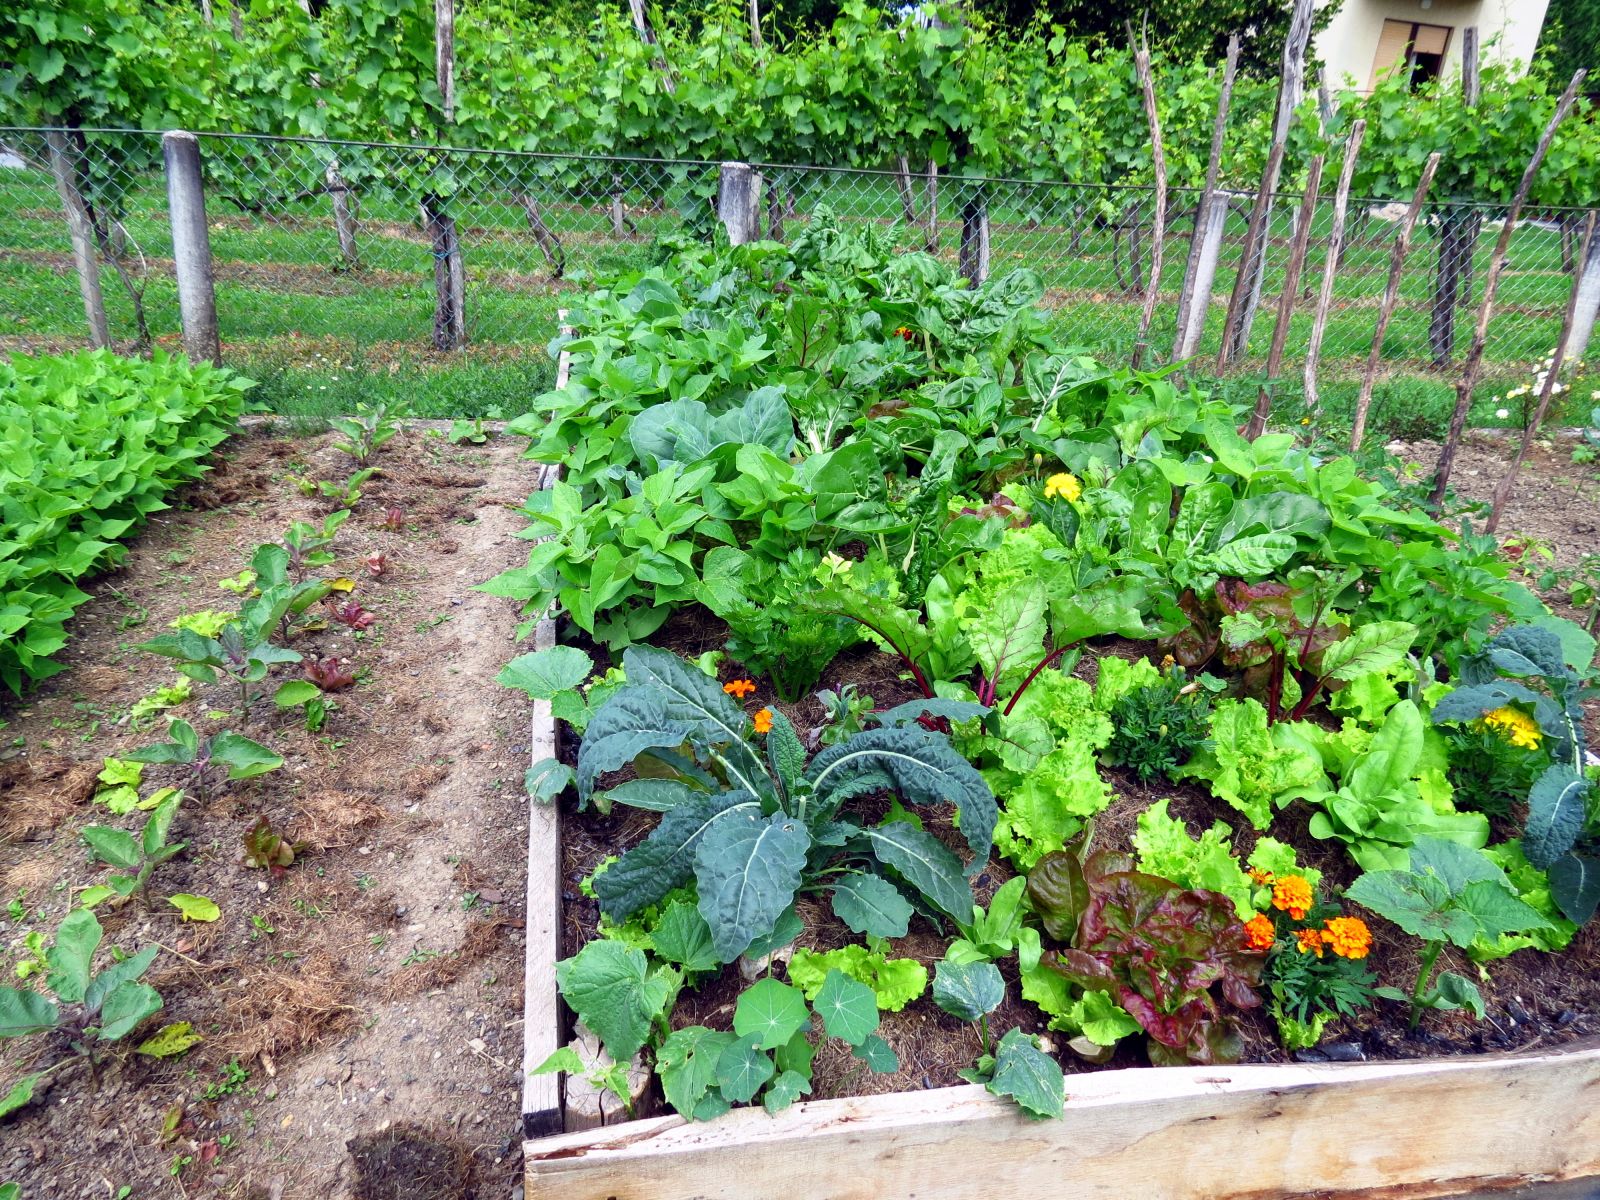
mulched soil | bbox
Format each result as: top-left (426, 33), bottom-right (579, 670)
top-left (0, 427), bottom-right (544, 1198)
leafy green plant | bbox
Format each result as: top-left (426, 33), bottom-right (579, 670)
top-left (126, 719), bottom-right (282, 806)
top-left (576, 647), bottom-right (996, 964)
top-left (1104, 669), bottom-right (1210, 782)
top-left (929, 957), bottom-right (1065, 1119)
top-left (329, 401), bottom-right (403, 463)
top-left (786, 944), bottom-right (928, 1012)
top-left (1174, 698), bottom-right (1326, 830)
top-left (280, 511), bottom-right (348, 583)
top-left (1347, 837), bottom-right (1552, 1029)
top-left (1027, 847), bottom-right (1264, 1065)
top-left (0, 910), bottom-right (165, 1118)
top-left (1428, 624), bottom-right (1600, 922)
top-left (79, 788), bottom-right (189, 904)
top-left (0, 350), bottom-right (248, 694)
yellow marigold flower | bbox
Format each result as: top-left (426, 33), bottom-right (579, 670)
top-left (1322, 916), bottom-right (1373, 960)
top-left (722, 679), bottom-right (757, 699)
top-left (1043, 472), bottom-right (1082, 502)
top-left (1271, 875), bottom-right (1313, 921)
top-left (1243, 913), bottom-right (1276, 952)
top-left (752, 708), bottom-right (774, 735)
top-left (1482, 705), bottom-right (1542, 750)
top-left (1295, 928), bottom-right (1326, 957)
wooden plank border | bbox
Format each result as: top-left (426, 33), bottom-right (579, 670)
top-left (525, 1040), bottom-right (1600, 1200)
top-left (519, 316), bottom-right (572, 1138)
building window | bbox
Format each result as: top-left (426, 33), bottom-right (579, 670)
top-left (1371, 19), bottom-right (1452, 90)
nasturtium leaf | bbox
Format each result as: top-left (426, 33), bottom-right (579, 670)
top-left (829, 874), bottom-right (914, 939)
top-left (988, 1027), bottom-right (1066, 1120)
top-left (851, 1033), bottom-right (899, 1073)
top-left (733, 978), bottom-right (811, 1051)
top-left (554, 940), bottom-right (672, 1061)
top-left (0, 988), bottom-right (58, 1038)
top-left (168, 895), bottom-right (220, 923)
top-left (932, 959), bottom-right (1005, 1022)
top-left (715, 1037), bottom-right (776, 1103)
top-left (650, 899), bottom-right (720, 973)
top-left (137, 1021), bottom-right (204, 1058)
top-left (813, 969), bottom-right (879, 1047)
top-left (762, 1069), bottom-right (812, 1115)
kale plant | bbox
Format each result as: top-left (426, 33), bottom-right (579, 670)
top-left (577, 647), bottom-right (996, 963)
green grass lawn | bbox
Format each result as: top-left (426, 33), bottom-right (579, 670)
top-left (1, 151), bottom-right (1589, 437)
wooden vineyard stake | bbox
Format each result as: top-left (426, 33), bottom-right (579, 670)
top-left (1131, 36), bottom-right (1167, 370)
top-left (1302, 118), bottom-right (1365, 422)
top-left (1431, 69), bottom-right (1587, 506)
top-left (1246, 154), bottom-right (1323, 439)
top-left (1488, 209), bottom-right (1598, 532)
top-left (1172, 33), bottom-right (1239, 363)
top-left (1350, 153), bottom-right (1440, 452)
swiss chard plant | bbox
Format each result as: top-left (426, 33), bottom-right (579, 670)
top-left (1027, 847), bottom-right (1264, 1065)
top-left (1427, 625), bottom-right (1600, 924)
top-left (576, 647), bottom-right (997, 964)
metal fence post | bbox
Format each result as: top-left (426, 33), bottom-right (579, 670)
top-left (162, 131), bottom-right (221, 365)
top-left (717, 162), bottom-right (762, 245)
top-left (44, 130), bottom-right (111, 349)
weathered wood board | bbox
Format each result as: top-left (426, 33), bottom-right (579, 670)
top-left (524, 1041), bottom-right (1600, 1200)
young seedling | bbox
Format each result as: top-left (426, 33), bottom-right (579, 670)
top-left (241, 816), bottom-right (301, 874)
top-left (932, 958), bottom-right (1065, 1119)
top-left (317, 468), bottom-right (375, 511)
top-left (329, 402), bottom-right (403, 464)
top-left (80, 789), bottom-right (187, 904)
top-left (125, 719), bottom-right (283, 806)
top-left (281, 511), bottom-right (348, 583)
top-left (0, 910), bottom-right (165, 1111)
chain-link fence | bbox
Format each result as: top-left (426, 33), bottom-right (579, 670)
top-left (2, 127), bottom-right (1595, 409)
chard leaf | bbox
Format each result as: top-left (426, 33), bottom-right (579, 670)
top-left (695, 811), bottom-right (811, 962)
top-left (861, 823), bottom-right (973, 919)
top-left (1320, 621), bottom-right (1417, 681)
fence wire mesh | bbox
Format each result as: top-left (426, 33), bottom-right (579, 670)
top-left (1, 127), bottom-right (1593, 411)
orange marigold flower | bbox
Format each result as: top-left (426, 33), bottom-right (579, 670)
top-left (722, 679), bottom-right (757, 699)
top-left (1322, 916), bottom-right (1373, 960)
top-left (752, 708), bottom-right (774, 734)
top-left (895, 325), bottom-right (917, 341)
top-left (1295, 928), bottom-right (1326, 957)
top-left (1271, 875), bottom-right (1313, 920)
top-left (1243, 913), bottom-right (1276, 953)
top-left (1248, 867), bottom-right (1275, 886)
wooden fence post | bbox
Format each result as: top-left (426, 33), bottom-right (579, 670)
top-left (1431, 69), bottom-right (1587, 506)
top-left (718, 162), bottom-right (763, 245)
top-left (1350, 154), bottom-right (1440, 452)
top-left (958, 183), bottom-right (990, 286)
top-left (1303, 118), bottom-right (1365, 420)
top-left (327, 160), bottom-right (359, 269)
top-left (162, 131), bottom-right (221, 365)
top-left (45, 129), bottom-right (110, 349)
top-left (1216, 142), bottom-right (1285, 372)
top-left (923, 160), bottom-right (938, 254)
top-left (1172, 33), bottom-right (1239, 363)
top-left (426, 0), bottom-right (466, 351)
top-left (1488, 210), bottom-right (1598, 532)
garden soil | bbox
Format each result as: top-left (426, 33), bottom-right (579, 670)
top-left (0, 427), bottom-right (540, 1198)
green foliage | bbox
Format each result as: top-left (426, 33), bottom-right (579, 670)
top-left (126, 719), bottom-right (282, 806)
top-left (1347, 838), bottom-right (1550, 1029)
top-left (1028, 848), bottom-right (1263, 1065)
top-left (328, 401), bottom-right (403, 464)
top-left (576, 646), bottom-right (995, 964)
top-left (1429, 624), bottom-right (1600, 924)
top-left (787, 944), bottom-right (928, 1012)
top-left (0, 350), bottom-right (248, 693)
top-left (1175, 698), bottom-right (1325, 830)
top-left (1104, 670), bottom-right (1210, 783)
top-left (1131, 799), bottom-right (1254, 919)
top-left (80, 787), bottom-right (189, 903)
top-left (0, 910), bottom-right (163, 1121)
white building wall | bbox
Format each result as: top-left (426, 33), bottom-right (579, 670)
top-left (1315, 0), bottom-right (1550, 93)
